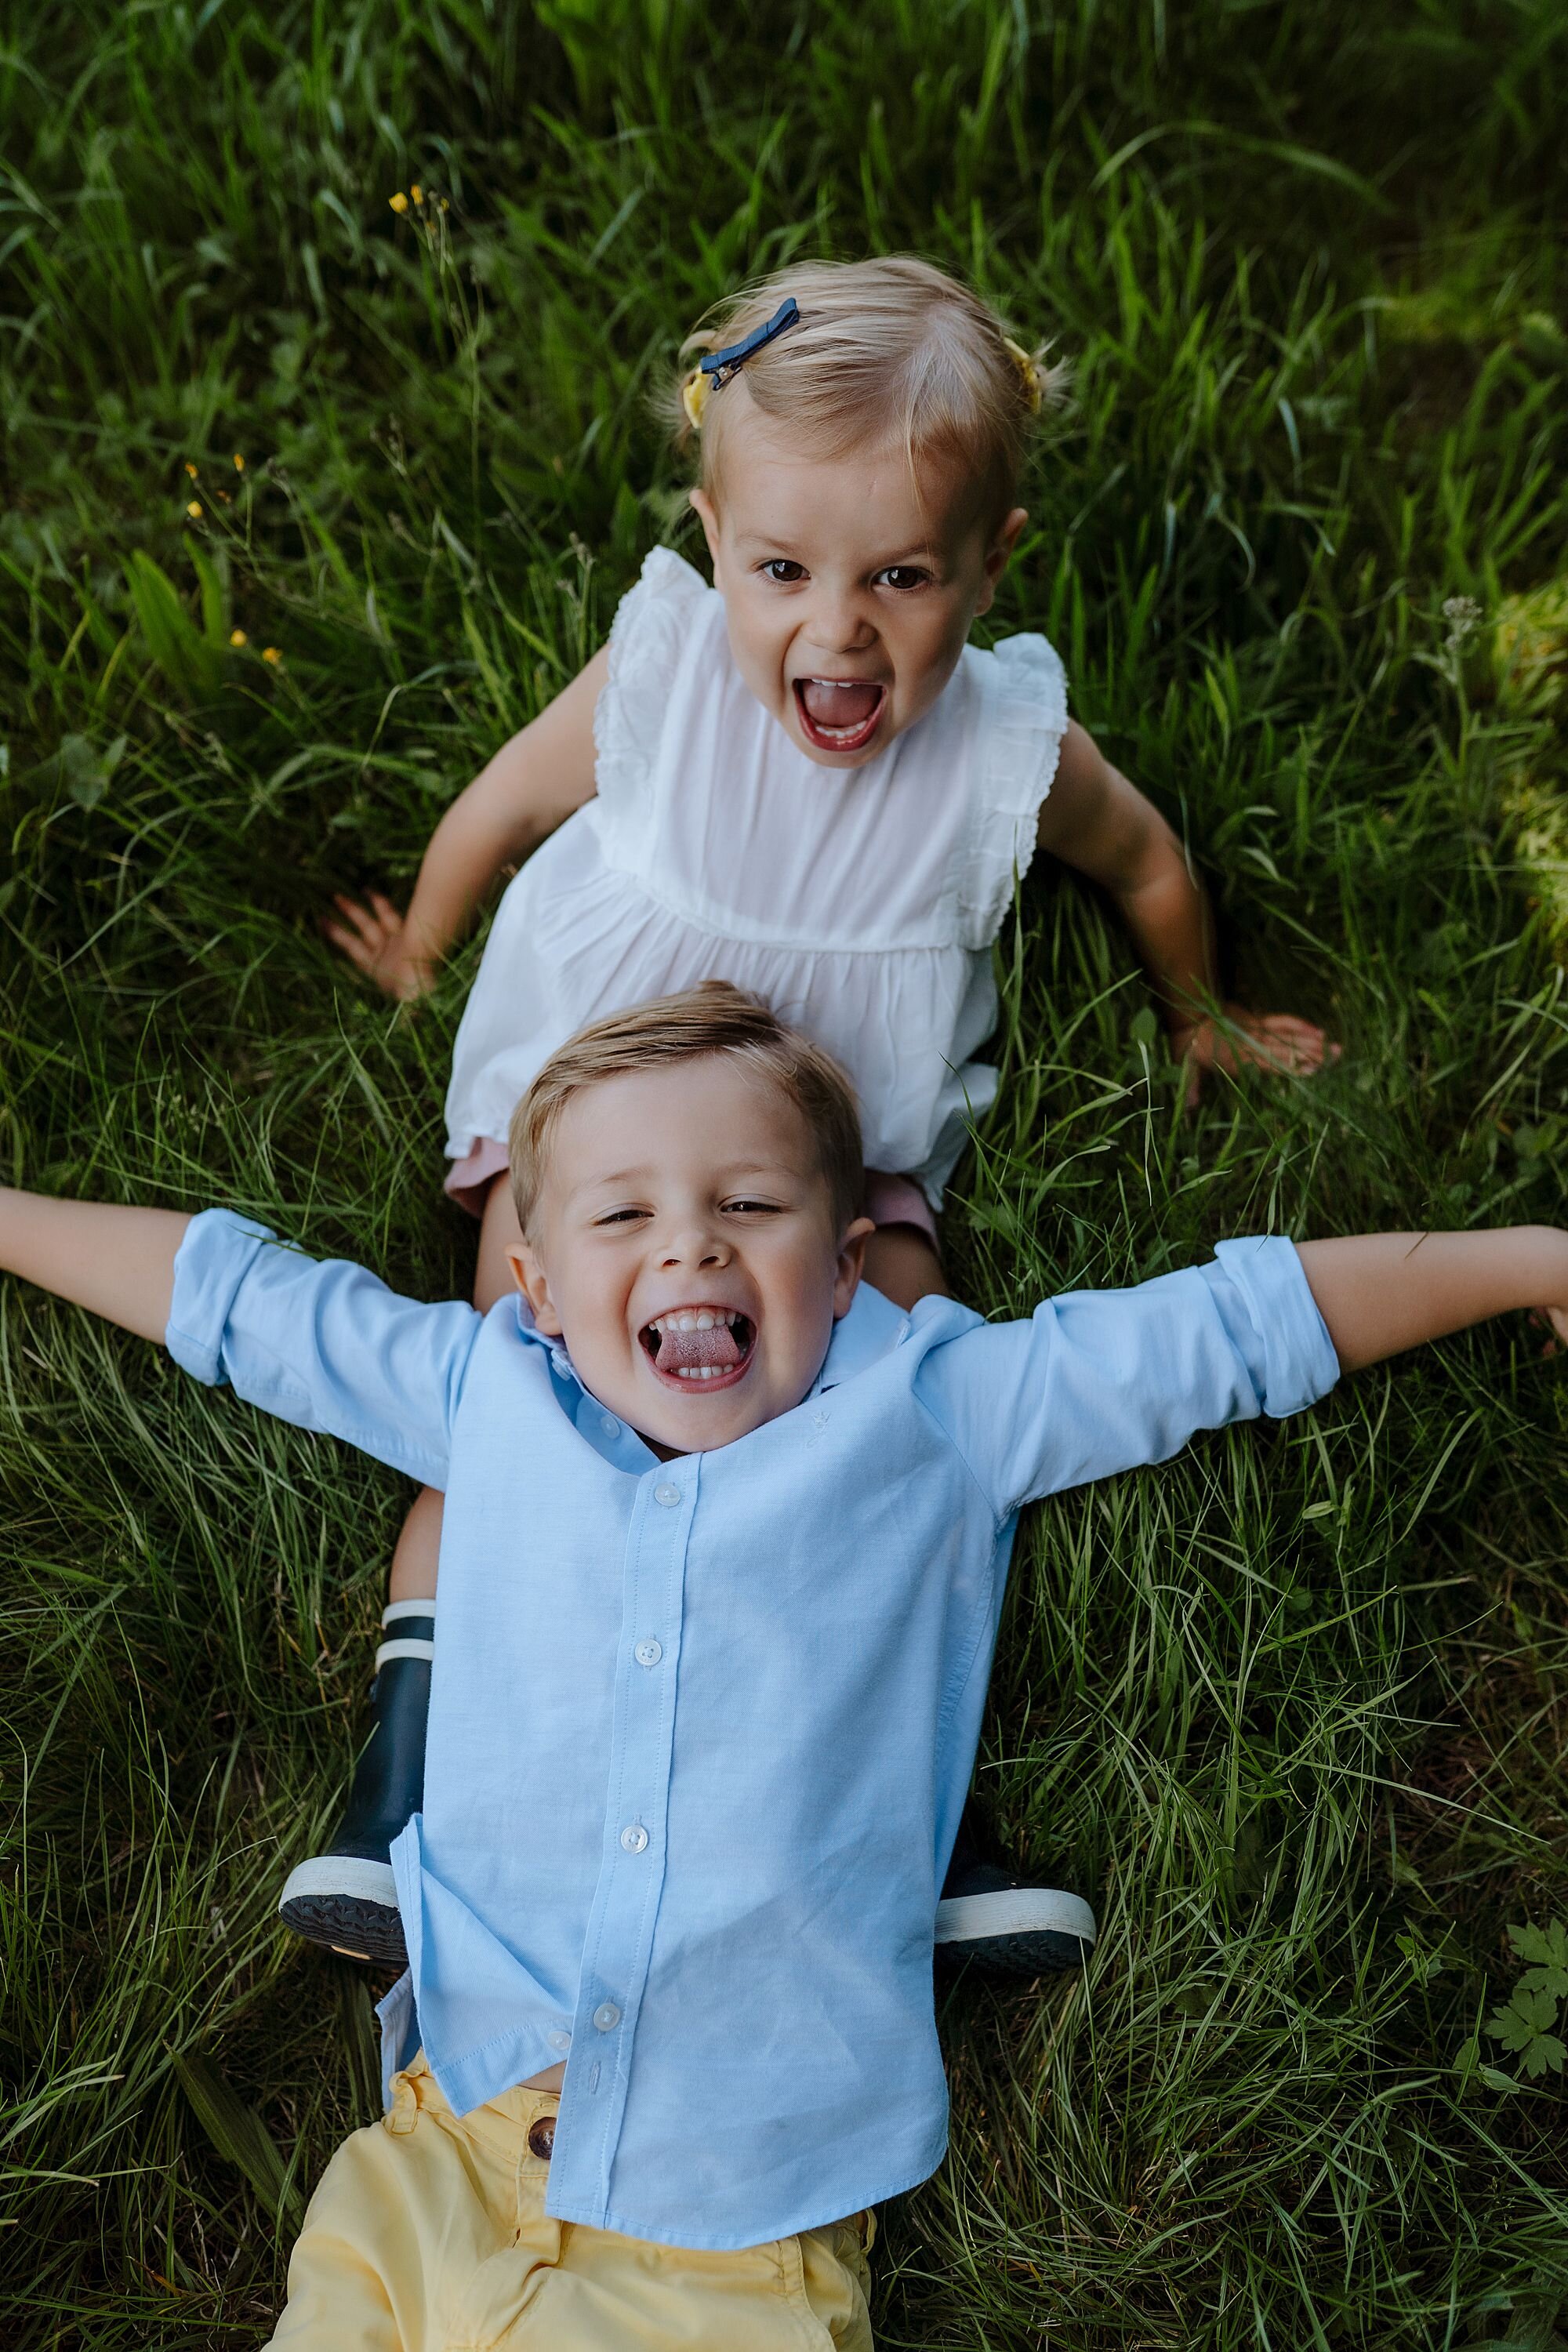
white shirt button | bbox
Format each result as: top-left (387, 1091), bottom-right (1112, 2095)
top-left (619, 1822), bottom-right (648, 1854)
top-left (634, 1639), bottom-right (662, 1668)
top-left (601, 1414), bottom-right (619, 1437)
top-left (654, 1482), bottom-right (681, 1508)
top-left (593, 2001), bottom-right (622, 2032)
top-left (547, 2030), bottom-right (572, 2052)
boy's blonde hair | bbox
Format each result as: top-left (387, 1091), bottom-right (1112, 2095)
top-left (669, 255), bottom-right (1065, 520)
top-left (508, 982), bottom-right (864, 1236)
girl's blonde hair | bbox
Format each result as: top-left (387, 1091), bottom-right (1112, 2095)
top-left (508, 980), bottom-right (864, 1236)
top-left (669, 255), bottom-right (1065, 519)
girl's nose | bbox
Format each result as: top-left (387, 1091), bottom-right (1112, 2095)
top-left (805, 592), bottom-right (877, 655)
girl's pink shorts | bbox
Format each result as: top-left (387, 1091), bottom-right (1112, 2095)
top-left (444, 1142), bottom-right (938, 1245)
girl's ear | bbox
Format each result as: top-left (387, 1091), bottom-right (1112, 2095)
top-left (506, 1240), bottom-right (564, 1337)
top-left (974, 506), bottom-right (1028, 615)
top-left (689, 486), bottom-right (724, 582)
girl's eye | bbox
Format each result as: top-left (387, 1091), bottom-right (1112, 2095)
top-left (595, 1207), bottom-right (649, 1227)
top-left (724, 1197), bottom-right (782, 1216)
top-left (877, 565), bottom-right (930, 592)
top-left (761, 559), bottom-right (806, 584)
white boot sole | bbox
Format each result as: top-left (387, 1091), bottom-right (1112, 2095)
top-left (279, 1855), bottom-right (398, 1911)
top-left (935, 1888), bottom-right (1097, 1945)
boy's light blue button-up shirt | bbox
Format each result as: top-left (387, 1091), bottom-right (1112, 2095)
top-left (167, 1212), bottom-right (1338, 2251)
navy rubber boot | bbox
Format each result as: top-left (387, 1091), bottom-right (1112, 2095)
top-left (278, 1602), bottom-right (431, 1968)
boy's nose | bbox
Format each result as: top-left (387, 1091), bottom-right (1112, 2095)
top-left (660, 1224), bottom-right (731, 1269)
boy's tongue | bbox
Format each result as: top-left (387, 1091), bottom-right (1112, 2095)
top-left (800, 677), bottom-right (881, 729)
top-left (657, 1321), bottom-right (742, 1370)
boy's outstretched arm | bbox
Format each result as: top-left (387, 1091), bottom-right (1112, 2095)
top-left (0, 1189), bottom-right (189, 1341)
top-left (1036, 721), bottom-right (1333, 1092)
top-left (1297, 1227), bottom-right (1568, 1372)
top-left (918, 1223), bottom-right (1568, 1523)
top-left (2, 1196), bottom-right (474, 1490)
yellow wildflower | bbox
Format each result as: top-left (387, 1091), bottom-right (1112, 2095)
top-left (262, 646), bottom-right (282, 666)
top-left (229, 629), bottom-right (248, 648)
top-left (389, 191), bottom-right (409, 213)
top-left (186, 500), bottom-right (203, 520)
top-left (411, 183), bottom-right (423, 206)
top-left (233, 452), bottom-right (245, 473)
top-left (184, 459), bottom-right (198, 479)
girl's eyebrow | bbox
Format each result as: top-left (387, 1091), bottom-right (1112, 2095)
top-left (733, 529), bottom-right (941, 567)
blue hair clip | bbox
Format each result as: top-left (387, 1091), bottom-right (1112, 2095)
top-left (699, 296), bottom-right (801, 392)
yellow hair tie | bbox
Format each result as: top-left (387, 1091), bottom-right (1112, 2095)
top-left (681, 365), bottom-right (711, 432)
top-left (1003, 336), bottom-right (1045, 415)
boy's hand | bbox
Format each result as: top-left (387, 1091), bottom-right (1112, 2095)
top-left (1173, 1006), bottom-right (1337, 1106)
top-left (323, 891), bottom-right (434, 1001)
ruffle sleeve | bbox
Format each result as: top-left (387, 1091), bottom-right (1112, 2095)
top-left (592, 547), bottom-right (715, 837)
top-left (955, 633), bottom-right (1069, 947)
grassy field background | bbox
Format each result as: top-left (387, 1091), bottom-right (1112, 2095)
top-left (2, 2), bottom-right (1567, 2343)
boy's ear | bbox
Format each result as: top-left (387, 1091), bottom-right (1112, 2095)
top-left (974, 506), bottom-right (1028, 615)
top-left (506, 1240), bottom-right (564, 1337)
top-left (832, 1215), bottom-right (877, 1320)
top-left (688, 487), bottom-right (724, 583)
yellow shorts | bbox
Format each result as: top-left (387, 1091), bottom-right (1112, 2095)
top-left (270, 2053), bottom-right (876, 2350)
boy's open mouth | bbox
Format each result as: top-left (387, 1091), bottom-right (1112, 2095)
top-left (640, 1307), bottom-right (757, 1391)
top-left (793, 677), bottom-right (887, 753)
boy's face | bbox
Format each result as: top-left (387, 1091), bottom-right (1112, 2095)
top-left (691, 404), bottom-right (1025, 770)
top-left (509, 1057), bottom-right (874, 1457)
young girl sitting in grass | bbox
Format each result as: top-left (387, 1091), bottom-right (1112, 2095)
top-left (310, 253), bottom-right (1333, 1974)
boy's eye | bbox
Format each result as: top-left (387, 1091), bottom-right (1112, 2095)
top-left (724, 1197), bottom-right (782, 1216)
top-left (595, 1207), bottom-right (650, 1226)
top-left (876, 565), bottom-right (930, 591)
top-left (760, 559), bottom-right (806, 583)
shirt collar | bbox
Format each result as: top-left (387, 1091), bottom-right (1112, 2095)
top-left (504, 1294), bottom-right (580, 1387)
top-left (814, 1281), bottom-right (909, 1393)
top-left (508, 1279), bottom-right (909, 1409)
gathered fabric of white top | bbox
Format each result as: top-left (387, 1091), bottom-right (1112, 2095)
top-left (444, 547), bottom-right (1069, 1207)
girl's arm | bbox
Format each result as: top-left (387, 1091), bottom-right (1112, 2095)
top-left (326, 644), bottom-right (610, 1000)
top-left (1035, 722), bottom-right (1332, 1091)
top-left (1298, 1228), bottom-right (1568, 1372)
top-left (0, 1190), bottom-right (191, 1341)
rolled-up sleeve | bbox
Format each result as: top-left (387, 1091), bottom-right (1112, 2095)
top-left (165, 1209), bottom-right (481, 1489)
top-left (916, 1235), bottom-right (1339, 1517)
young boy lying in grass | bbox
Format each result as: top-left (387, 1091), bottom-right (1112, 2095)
top-left (2, 980), bottom-right (1564, 2350)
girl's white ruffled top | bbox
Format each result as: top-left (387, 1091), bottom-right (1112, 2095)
top-left (445, 547), bottom-right (1069, 1206)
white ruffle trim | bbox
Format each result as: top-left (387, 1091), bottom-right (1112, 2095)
top-left (592, 546), bottom-right (712, 827)
top-left (955, 633), bottom-right (1069, 946)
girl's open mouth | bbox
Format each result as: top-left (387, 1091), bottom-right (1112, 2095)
top-left (640, 1308), bottom-right (757, 1392)
top-left (793, 677), bottom-right (887, 754)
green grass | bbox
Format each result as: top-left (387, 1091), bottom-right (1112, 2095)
top-left (2, 1), bottom-right (1567, 2343)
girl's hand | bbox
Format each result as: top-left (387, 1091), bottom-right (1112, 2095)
top-left (1534, 1305), bottom-right (1568, 1355)
top-left (323, 891), bottom-right (434, 1001)
top-left (1173, 1006), bottom-right (1338, 1105)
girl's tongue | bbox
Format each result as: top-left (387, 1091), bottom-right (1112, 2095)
top-left (799, 677), bottom-right (883, 730)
